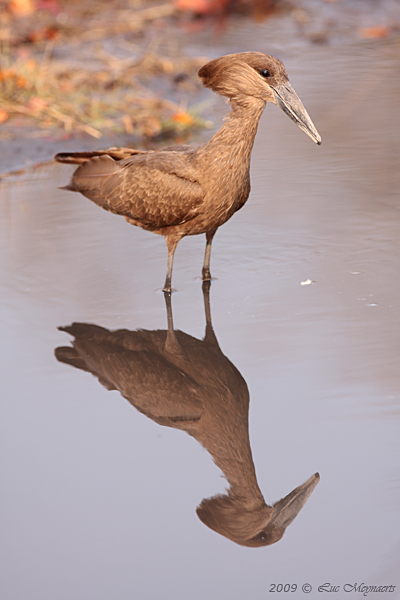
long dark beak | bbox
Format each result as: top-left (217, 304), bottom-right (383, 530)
top-left (272, 81), bottom-right (322, 145)
top-left (269, 472), bottom-right (320, 529)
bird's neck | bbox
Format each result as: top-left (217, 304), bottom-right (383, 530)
top-left (214, 443), bottom-right (265, 504)
top-left (199, 97), bottom-right (266, 168)
top-left (199, 402), bottom-right (265, 504)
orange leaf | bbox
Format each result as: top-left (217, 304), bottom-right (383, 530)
top-left (174, 0), bottom-right (229, 13)
top-left (359, 25), bottom-right (390, 39)
top-left (25, 58), bottom-right (37, 71)
top-left (175, 0), bottom-right (210, 12)
top-left (172, 111), bottom-right (194, 126)
top-left (0, 69), bottom-right (26, 87)
top-left (8, 0), bottom-right (35, 17)
top-left (0, 109), bottom-right (9, 124)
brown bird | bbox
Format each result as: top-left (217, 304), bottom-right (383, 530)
top-left (55, 281), bottom-right (319, 547)
top-left (55, 52), bottom-right (321, 292)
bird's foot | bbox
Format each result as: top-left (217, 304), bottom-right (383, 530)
top-left (162, 275), bottom-right (173, 294)
top-left (202, 268), bottom-right (211, 281)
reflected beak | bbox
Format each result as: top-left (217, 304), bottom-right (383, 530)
top-left (272, 81), bottom-right (322, 145)
top-left (269, 472), bottom-right (320, 530)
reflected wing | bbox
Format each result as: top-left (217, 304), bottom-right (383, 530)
top-left (61, 150), bottom-right (205, 229)
top-left (56, 326), bottom-right (203, 420)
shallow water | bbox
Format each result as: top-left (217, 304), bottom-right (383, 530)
top-left (1, 37), bottom-right (400, 600)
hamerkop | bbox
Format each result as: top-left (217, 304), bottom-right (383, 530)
top-left (55, 282), bottom-right (319, 546)
top-left (55, 52), bottom-right (321, 292)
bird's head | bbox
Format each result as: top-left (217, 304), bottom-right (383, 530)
top-left (196, 472), bottom-right (320, 547)
top-left (198, 52), bottom-right (321, 145)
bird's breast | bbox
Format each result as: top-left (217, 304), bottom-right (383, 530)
top-left (203, 165), bottom-right (251, 218)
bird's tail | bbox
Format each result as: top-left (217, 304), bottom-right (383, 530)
top-left (54, 345), bottom-right (89, 371)
top-left (57, 154), bottom-right (123, 194)
top-left (58, 323), bottom-right (109, 337)
top-left (54, 147), bottom-right (147, 165)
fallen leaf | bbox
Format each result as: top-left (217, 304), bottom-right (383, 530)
top-left (0, 69), bottom-right (26, 87)
top-left (174, 0), bottom-right (210, 12)
top-left (8, 0), bottom-right (35, 17)
top-left (25, 58), bottom-right (37, 71)
top-left (359, 25), bottom-right (390, 39)
top-left (174, 0), bottom-right (229, 14)
top-left (0, 109), bottom-right (9, 124)
top-left (172, 111), bottom-right (194, 126)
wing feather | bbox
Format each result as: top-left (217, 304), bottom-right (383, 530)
top-left (63, 150), bottom-right (204, 229)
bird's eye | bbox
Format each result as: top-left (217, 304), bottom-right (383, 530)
top-left (260, 69), bottom-right (271, 78)
top-left (257, 531), bottom-right (268, 542)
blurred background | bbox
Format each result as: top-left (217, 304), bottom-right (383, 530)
top-left (1, 0), bottom-right (399, 170)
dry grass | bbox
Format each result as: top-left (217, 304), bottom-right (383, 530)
top-left (0, 42), bottom-right (208, 139)
top-left (0, 1), bottom-right (210, 141)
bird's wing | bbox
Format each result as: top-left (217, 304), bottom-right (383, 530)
top-left (58, 335), bottom-right (203, 420)
top-left (62, 150), bottom-right (205, 229)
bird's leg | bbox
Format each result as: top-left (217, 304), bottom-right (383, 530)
top-left (202, 280), bottom-right (212, 326)
top-left (202, 228), bottom-right (218, 281)
top-left (163, 289), bottom-right (182, 355)
top-left (164, 290), bottom-right (174, 330)
top-left (164, 234), bottom-right (181, 293)
top-left (202, 280), bottom-right (219, 347)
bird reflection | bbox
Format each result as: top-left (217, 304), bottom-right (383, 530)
top-left (55, 282), bottom-right (319, 547)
